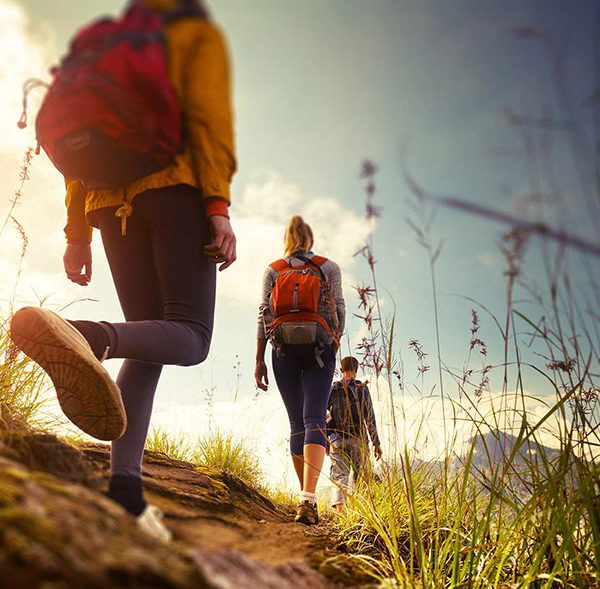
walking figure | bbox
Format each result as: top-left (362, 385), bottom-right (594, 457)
top-left (255, 215), bottom-right (345, 525)
top-left (327, 356), bottom-right (382, 511)
top-left (11, 0), bottom-right (236, 542)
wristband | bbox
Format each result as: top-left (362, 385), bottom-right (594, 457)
top-left (203, 198), bottom-right (229, 218)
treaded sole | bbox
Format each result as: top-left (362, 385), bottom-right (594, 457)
top-left (294, 514), bottom-right (319, 526)
top-left (10, 307), bottom-right (126, 441)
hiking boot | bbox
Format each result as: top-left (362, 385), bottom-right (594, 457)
top-left (137, 505), bottom-right (172, 543)
top-left (10, 307), bottom-right (126, 441)
top-left (294, 500), bottom-right (319, 525)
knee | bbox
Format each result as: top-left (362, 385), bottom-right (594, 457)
top-left (288, 421), bottom-right (305, 456)
top-left (303, 417), bottom-right (328, 448)
top-left (177, 339), bottom-right (210, 366)
top-left (173, 322), bottom-right (211, 366)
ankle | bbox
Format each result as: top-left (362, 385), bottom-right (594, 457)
top-left (108, 474), bottom-right (147, 516)
top-left (299, 490), bottom-right (317, 506)
top-left (68, 320), bottom-right (111, 361)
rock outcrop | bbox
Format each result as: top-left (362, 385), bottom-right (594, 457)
top-left (0, 431), bottom-right (355, 588)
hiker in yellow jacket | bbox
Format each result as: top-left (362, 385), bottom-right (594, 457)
top-left (11, 0), bottom-right (236, 543)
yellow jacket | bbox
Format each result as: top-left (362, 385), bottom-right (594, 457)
top-left (64, 0), bottom-right (236, 242)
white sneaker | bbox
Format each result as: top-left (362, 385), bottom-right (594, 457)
top-left (137, 505), bottom-right (173, 543)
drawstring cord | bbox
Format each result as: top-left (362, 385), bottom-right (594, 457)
top-left (18, 78), bottom-right (49, 130)
top-left (115, 202), bottom-right (133, 236)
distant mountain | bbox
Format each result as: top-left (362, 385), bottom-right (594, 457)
top-left (465, 429), bottom-right (561, 472)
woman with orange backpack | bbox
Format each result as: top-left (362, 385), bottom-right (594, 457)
top-left (255, 215), bottom-right (345, 525)
top-left (10, 0), bottom-right (235, 542)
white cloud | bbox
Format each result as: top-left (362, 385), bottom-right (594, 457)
top-left (0, 0), bottom-right (68, 310)
top-left (219, 171), bottom-right (372, 307)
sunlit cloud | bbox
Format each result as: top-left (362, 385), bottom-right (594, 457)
top-left (0, 0), bottom-right (70, 309)
top-left (219, 170), bottom-right (372, 307)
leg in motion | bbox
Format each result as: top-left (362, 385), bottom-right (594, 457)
top-left (330, 440), bottom-right (352, 511)
top-left (295, 345), bottom-right (336, 525)
top-left (301, 345), bottom-right (336, 494)
top-left (271, 347), bottom-right (305, 488)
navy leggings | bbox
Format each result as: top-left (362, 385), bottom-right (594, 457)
top-left (85, 184), bottom-right (216, 477)
top-left (272, 344), bottom-right (336, 456)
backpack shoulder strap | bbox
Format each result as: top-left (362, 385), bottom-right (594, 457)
top-left (294, 254), bottom-right (327, 280)
top-left (311, 255), bottom-right (328, 266)
top-left (345, 380), bottom-right (360, 402)
top-left (269, 259), bottom-right (289, 273)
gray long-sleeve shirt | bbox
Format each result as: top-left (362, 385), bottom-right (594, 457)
top-left (257, 249), bottom-right (346, 340)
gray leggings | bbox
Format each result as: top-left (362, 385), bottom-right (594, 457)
top-left (86, 184), bottom-right (216, 477)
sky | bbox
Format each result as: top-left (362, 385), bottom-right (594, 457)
top-left (0, 0), bottom-right (598, 488)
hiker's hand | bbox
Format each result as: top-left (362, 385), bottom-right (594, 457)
top-left (64, 242), bottom-right (92, 286)
top-left (374, 445), bottom-right (383, 461)
top-left (204, 215), bottom-right (236, 271)
top-left (254, 359), bottom-right (269, 391)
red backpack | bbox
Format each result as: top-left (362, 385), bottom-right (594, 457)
top-left (18, 4), bottom-right (188, 190)
top-left (268, 255), bottom-right (336, 353)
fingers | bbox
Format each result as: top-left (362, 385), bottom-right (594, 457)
top-left (64, 244), bottom-right (92, 286)
top-left (254, 374), bottom-right (268, 391)
top-left (67, 272), bottom-right (89, 286)
top-left (204, 229), bottom-right (237, 271)
top-left (219, 237), bottom-right (237, 271)
top-left (64, 261), bottom-right (88, 285)
top-left (211, 230), bottom-right (225, 252)
top-left (254, 364), bottom-right (268, 391)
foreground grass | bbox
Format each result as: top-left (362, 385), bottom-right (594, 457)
top-left (331, 431), bottom-right (600, 588)
top-left (0, 319), bottom-right (52, 434)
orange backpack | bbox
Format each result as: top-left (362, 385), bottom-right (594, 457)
top-left (268, 255), bottom-right (335, 351)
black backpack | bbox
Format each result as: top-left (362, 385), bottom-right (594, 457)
top-left (328, 380), bottom-right (363, 439)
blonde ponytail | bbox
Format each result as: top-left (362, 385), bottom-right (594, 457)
top-left (283, 215), bottom-right (314, 257)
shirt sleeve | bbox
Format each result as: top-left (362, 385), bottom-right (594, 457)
top-left (361, 384), bottom-right (381, 447)
top-left (64, 179), bottom-right (93, 243)
top-left (328, 261), bottom-right (346, 336)
top-left (183, 23), bottom-right (237, 205)
top-left (257, 266), bottom-right (275, 340)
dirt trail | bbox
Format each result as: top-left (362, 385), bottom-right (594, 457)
top-left (0, 432), bottom-right (368, 588)
top-left (84, 444), bottom-right (342, 572)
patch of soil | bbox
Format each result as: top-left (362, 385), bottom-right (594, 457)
top-left (0, 431), bottom-right (370, 588)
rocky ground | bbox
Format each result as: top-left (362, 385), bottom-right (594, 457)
top-left (0, 430), bottom-right (373, 588)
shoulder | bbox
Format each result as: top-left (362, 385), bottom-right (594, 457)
top-left (355, 380), bottom-right (368, 394)
top-left (317, 256), bottom-right (340, 274)
top-left (165, 18), bottom-right (225, 53)
top-left (268, 258), bottom-right (288, 272)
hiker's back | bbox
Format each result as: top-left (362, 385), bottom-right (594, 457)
top-left (265, 251), bottom-right (338, 350)
top-left (34, 4), bottom-right (183, 189)
top-left (24, 0), bottom-right (236, 242)
top-left (328, 379), bottom-right (365, 440)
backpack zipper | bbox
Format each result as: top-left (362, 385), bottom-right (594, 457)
top-left (292, 283), bottom-right (299, 311)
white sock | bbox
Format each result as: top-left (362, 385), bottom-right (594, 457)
top-left (299, 491), bottom-right (316, 506)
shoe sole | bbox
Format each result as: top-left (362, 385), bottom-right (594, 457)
top-left (294, 515), bottom-right (319, 526)
top-left (10, 307), bottom-right (126, 441)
